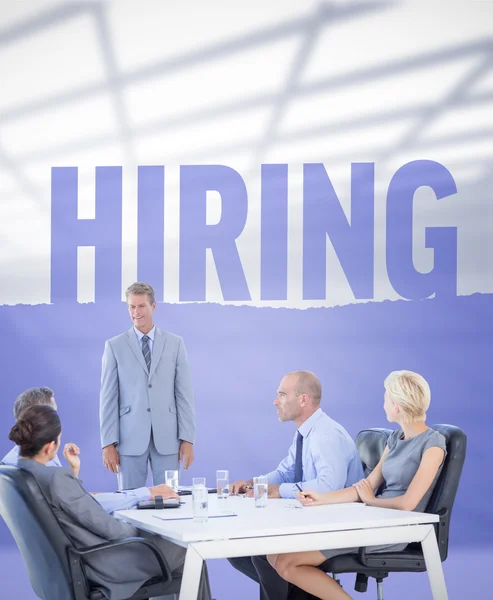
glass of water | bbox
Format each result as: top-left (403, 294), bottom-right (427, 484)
top-left (253, 475), bottom-right (268, 508)
top-left (192, 483), bottom-right (208, 523)
top-left (116, 466), bottom-right (124, 491)
top-left (216, 470), bottom-right (229, 510)
top-left (165, 469), bottom-right (179, 491)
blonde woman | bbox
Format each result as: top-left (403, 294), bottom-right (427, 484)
top-left (266, 370), bottom-right (447, 600)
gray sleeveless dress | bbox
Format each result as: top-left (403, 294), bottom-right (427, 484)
top-left (320, 427), bottom-right (447, 559)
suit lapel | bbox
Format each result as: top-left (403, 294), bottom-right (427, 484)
top-left (149, 328), bottom-right (166, 380)
top-left (125, 328), bottom-right (149, 375)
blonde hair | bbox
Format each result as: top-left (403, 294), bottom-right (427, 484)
top-left (384, 370), bottom-right (430, 423)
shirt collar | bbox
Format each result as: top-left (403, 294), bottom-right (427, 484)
top-left (134, 325), bottom-right (156, 342)
top-left (298, 407), bottom-right (323, 438)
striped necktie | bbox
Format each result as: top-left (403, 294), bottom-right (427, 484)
top-left (141, 335), bottom-right (151, 372)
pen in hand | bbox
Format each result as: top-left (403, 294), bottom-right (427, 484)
top-left (293, 483), bottom-right (306, 507)
top-left (295, 483), bottom-right (311, 501)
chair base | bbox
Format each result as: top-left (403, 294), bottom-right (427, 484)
top-left (89, 576), bottom-right (181, 600)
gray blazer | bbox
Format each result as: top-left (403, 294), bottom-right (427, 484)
top-left (100, 327), bottom-right (195, 455)
top-left (17, 459), bottom-right (165, 600)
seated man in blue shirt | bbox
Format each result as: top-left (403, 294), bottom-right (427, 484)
top-left (1, 386), bottom-right (173, 514)
top-left (228, 370), bottom-right (364, 600)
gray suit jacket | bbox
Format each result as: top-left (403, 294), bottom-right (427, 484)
top-left (17, 459), bottom-right (166, 600)
top-left (100, 327), bottom-right (195, 455)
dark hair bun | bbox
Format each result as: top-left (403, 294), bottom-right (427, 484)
top-left (8, 404), bottom-right (61, 458)
top-left (9, 419), bottom-right (34, 445)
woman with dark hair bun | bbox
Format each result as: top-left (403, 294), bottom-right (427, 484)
top-left (9, 404), bottom-right (61, 459)
top-left (8, 405), bottom-right (212, 600)
top-left (2, 387), bottom-right (81, 474)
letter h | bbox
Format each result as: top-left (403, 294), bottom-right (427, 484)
top-left (51, 166), bottom-right (122, 302)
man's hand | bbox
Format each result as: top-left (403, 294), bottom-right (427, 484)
top-left (102, 444), bottom-right (120, 474)
top-left (63, 443), bottom-right (81, 477)
top-left (246, 483), bottom-right (280, 499)
top-left (149, 484), bottom-right (179, 500)
top-left (230, 479), bottom-right (253, 495)
top-left (179, 440), bottom-right (194, 470)
top-left (297, 490), bottom-right (323, 506)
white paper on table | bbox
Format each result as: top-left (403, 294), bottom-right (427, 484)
top-left (153, 510), bottom-right (237, 521)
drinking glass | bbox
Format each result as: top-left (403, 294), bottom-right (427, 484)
top-left (192, 484), bottom-right (209, 523)
top-left (116, 466), bottom-right (123, 492)
top-left (253, 476), bottom-right (268, 508)
top-left (165, 469), bottom-right (179, 491)
top-left (216, 470), bottom-right (229, 497)
top-left (216, 469), bottom-right (229, 511)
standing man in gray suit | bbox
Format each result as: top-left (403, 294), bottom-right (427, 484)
top-left (100, 282), bottom-right (195, 489)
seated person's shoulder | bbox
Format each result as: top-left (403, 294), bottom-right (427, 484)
top-left (429, 428), bottom-right (446, 442)
top-left (425, 429), bottom-right (447, 452)
top-left (310, 424), bottom-right (350, 452)
top-left (387, 428), bottom-right (403, 449)
top-left (1, 446), bottom-right (19, 465)
top-left (319, 414), bottom-right (354, 436)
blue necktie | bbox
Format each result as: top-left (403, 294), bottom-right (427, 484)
top-left (294, 431), bottom-right (303, 483)
top-left (141, 335), bottom-right (151, 372)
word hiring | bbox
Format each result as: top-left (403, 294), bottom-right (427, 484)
top-left (50, 161), bottom-right (457, 302)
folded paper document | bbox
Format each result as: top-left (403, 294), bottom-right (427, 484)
top-left (153, 510), bottom-right (237, 521)
top-left (178, 486), bottom-right (217, 495)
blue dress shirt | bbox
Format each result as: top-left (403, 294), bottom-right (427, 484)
top-left (1, 446), bottom-right (150, 513)
top-left (263, 408), bottom-right (364, 499)
top-left (133, 325), bottom-right (155, 355)
top-left (91, 487), bottom-right (151, 514)
top-left (2, 445), bottom-right (62, 468)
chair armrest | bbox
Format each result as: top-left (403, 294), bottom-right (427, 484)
top-left (358, 546), bottom-right (368, 563)
top-left (71, 536), bottom-right (169, 573)
top-left (68, 537), bottom-right (172, 600)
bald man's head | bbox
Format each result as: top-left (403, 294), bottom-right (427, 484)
top-left (274, 371), bottom-right (322, 426)
top-left (290, 371), bottom-right (322, 406)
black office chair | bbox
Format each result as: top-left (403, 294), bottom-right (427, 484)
top-left (0, 464), bottom-right (181, 600)
top-left (321, 424), bottom-right (467, 600)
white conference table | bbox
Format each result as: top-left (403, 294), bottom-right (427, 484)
top-left (116, 494), bottom-right (447, 600)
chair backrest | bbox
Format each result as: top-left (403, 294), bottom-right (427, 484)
top-left (424, 424), bottom-right (467, 560)
top-left (355, 428), bottom-right (392, 476)
top-left (0, 465), bottom-right (76, 600)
